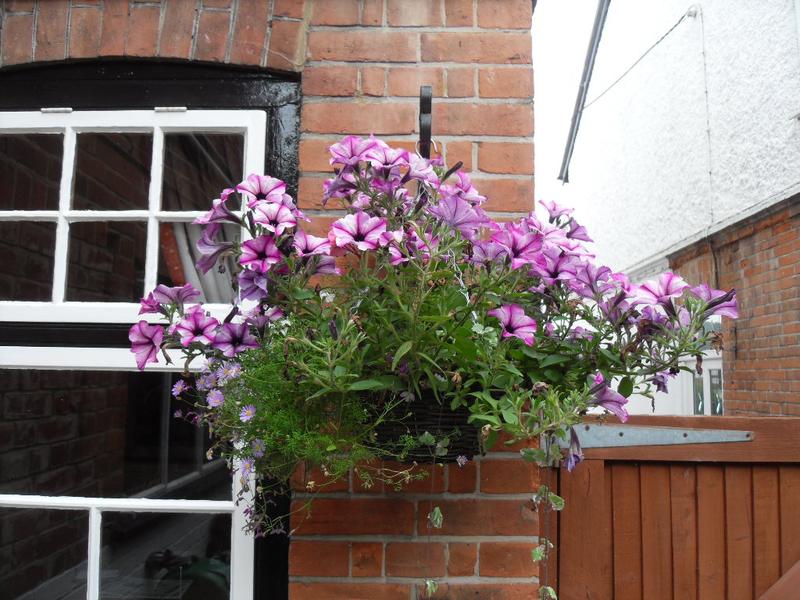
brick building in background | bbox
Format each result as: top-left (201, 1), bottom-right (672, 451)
top-left (0, 1), bottom-right (537, 599)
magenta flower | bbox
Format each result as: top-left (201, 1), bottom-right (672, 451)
top-left (427, 196), bottom-right (488, 240)
top-left (253, 201), bottom-right (297, 236)
top-left (329, 212), bottom-right (387, 252)
top-left (539, 199), bottom-right (574, 221)
top-left (238, 269), bottom-right (269, 301)
top-left (634, 272), bottom-right (690, 306)
top-left (207, 389), bottom-right (225, 408)
top-left (138, 291), bottom-right (162, 315)
top-left (237, 174), bottom-right (286, 208)
top-left (592, 386), bottom-right (629, 422)
top-left (240, 235), bottom-right (282, 273)
top-left (690, 284), bottom-right (738, 319)
top-left (242, 305), bottom-right (284, 329)
top-left (448, 171), bottom-right (485, 205)
top-left (151, 283), bottom-right (201, 306)
top-left (530, 245), bottom-right (578, 286)
top-left (568, 263), bottom-right (614, 298)
top-left (174, 306), bottom-right (219, 347)
top-left (196, 224), bottom-right (235, 274)
top-left (310, 255), bottom-right (341, 275)
top-left (491, 223), bottom-right (544, 270)
top-left (328, 135), bottom-right (382, 168)
top-left (293, 230), bottom-right (331, 257)
top-left (212, 322), bottom-right (259, 358)
top-left (367, 144), bottom-right (409, 173)
top-left (172, 379), bottom-right (190, 397)
top-left (407, 154), bottom-right (439, 185)
top-left (129, 321), bottom-right (164, 371)
top-left (471, 240), bottom-right (507, 265)
top-left (487, 304), bottom-right (538, 346)
top-left (239, 404), bottom-right (257, 422)
top-left (566, 219), bottom-right (593, 242)
top-left (194, 192), bottom-right (241, 226)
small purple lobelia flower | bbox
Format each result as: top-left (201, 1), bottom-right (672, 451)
top-left (328, 211), bottom-right (387, 252)
top-left (237, 174), bottom-right (286, 208)
top-left (487, 304), bottom-right (538, 346)
top-left (174, 306), bottom-right (219, 347)
top-left (128, 321), bottom-right (164, 371)
top-left (240, 235), bottom-right (282, 273)
top-left (455, 455), bottom-right (469, 468)
top-left (690, 284), bottom-right (739, 319)
top-left (172, 379), bottom-right (191, 397)
top-left (634, 272), bottom-right (690, 306)
top-left (253, 201), bottom-right (297, 236)
top-left (240, 458), bottom-right (255, 477)
top-left (240, 404), bottom-right (257, 422)
top-left (251, 438), bottom-right (266, 458)
top-left (427, 195), bottom-right (488, 240)
top-left (206, 389), bottom-right (225, 408)
top-left (212, 322), bottom-right (259, 358)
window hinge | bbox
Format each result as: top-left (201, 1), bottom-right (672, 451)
top-left (40, 107), bottom-right (73, 113)
top-left (154, 106), bottom-right (188, 112)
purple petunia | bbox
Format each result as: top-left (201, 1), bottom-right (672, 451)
top-left (634, 272), bottom-right (690, 306)
top-left (196, 224), bottom-right (235, 274)
top-left (129, 321), bottom-right (164, 371)
top-left (539, 199), bottom-right (574, 221)
top-left (193, 191), bottom-right (241, 226)
top-left (151, 283), bottom-right (202, 307)
top-left (293, 229), bottom-right (332, 257)
top-left (487, 304), bottom-right (538, 346)
top-left (427, 195), bottom-right (489, 240)
top-left (253, 201), bottom-right (297, 236)
top-left (238, 268), bottom-right (270, 301)
top-left (206, 389), bottom-right (225, 408)
top-left (174, 306), bottom-right (219, 347)
top-left (328, 211), bottom-right (387, 252)
top-left (212, 322), bottom-right (259, 358)
top-left (328, 135), bottom-right (383, 168)
top-left (237, 174), bottom-right (286, 208)
top-left (240, 235), bottom-right (282, 273)
top-left (690, 284), bottom-right (739, 319)
top-left (239, 404), bottom-right (257, 422)
top-left (591, 385), bottom-right (629, 423)
top-left (564, 426), bottom-right (583, 472)
top-left (491, 223), bottom-right (544, 270)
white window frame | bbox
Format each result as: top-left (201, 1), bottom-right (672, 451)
top-left (0, 109), bottom-right (265, 600)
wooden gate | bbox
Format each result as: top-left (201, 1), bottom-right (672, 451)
top-left (541, 416), bottom-right (800, 600)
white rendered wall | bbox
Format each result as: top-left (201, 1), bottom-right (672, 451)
top-left (536, 0), bottom-right (800, 274)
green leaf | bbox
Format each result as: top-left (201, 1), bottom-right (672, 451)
top-left (543, 368), bottom-right (563, 383)
top-left (325, 443), bottom-right (337, 452)
top-left (539, 354), bottom-right (569, 368)
top-left (483, 429), bottom-right (499, 451)
top-left (618, 376), bottom-right (634, 398)
top-left (427, 506), bottom-right (443, 529)
top-left (599, 347), bottom-right (623, 366)
top-left (532, 545), bottom-right (547, 562)
top-left (539, 585), bottom-right (558, 599)
top-left (291, 288), bottom-right (315, 300)
top-left (424, 579), bottom-right (439, 598)
top-left (392, 341), bottom-right (413, 372)
top-left (520, 447), bottom-right (549, 465)
top-left (347, 377), bottom-right (397, 391)
top-left (501, 408), bottom-right (519, 425)
top-left (418, 431), bottom-right (436, 446)
top-left (333, 365), bottom-right (347, 378)
top-left (548, 492), bottom-right (565, 511)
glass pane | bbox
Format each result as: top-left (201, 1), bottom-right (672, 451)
top-left (66, 221), bottom-right (146, 302)
top-left (710, 369), bottom-right (724, 415)
top-left (692, 374), bottom-right (705, 415)
top-left (0, 508), bottom-right (87, 600)
top-left (0, 133), bottom-right (63, 210)
top-left (162, 133), bottom-right (244, 211)
top-left (73, 133), bottom-right (152, 210)
top-left (100, 511), bottom-right (231, 600)
top-left (158, 222), bottom-right (240, 304)
top-left (0, 221), bottom-right (56, 301)
top-left (0, 370), bottom-right (229, 499)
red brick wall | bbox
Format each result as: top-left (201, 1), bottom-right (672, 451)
top-left (669, 196), bottom-right (800, 416)
top-left (0, 0), bottom-right (538, 596)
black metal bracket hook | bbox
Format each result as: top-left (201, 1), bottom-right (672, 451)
top-left (418, 85), bottom-right (432, 159)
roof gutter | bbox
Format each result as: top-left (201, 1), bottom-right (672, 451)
top-left (558, 0), bottom-right (611, 183)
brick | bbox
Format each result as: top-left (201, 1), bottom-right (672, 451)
top-left (310, 0), bottom-right (360, 26)
top-left (307, 30), bottom-right (418, 62)
top-left (289, 540), bottom-right (349, 576)
top-left (445, 0), bottom-right (473, 26)
top-left (385, 542), bottom-right (446, 577)
top-left (351, 542), bottom-right (382, 577)
top-left (418, 499), bottom-right (537, 535)
top-left (5, 0), bottom-right (34, 12)
top-left (303, 66), bottom-right (358, 96)
top-left (421, 583), bottom-right (540, 599)
top-left (447, 459), bottom-right (476, 492)
top-left (126, 5), bottom-right (160, 56)
top-left (194, 9), bottom-right (231, 62)
top-left (471, 177), bottom-right (533, 212)
top-left (385, 462), bottom-right (445, 493)
top-left (480, 459), bottom-right (537, 493)
top-left (267, 19), bottom-right (304, 70)
top-left (432, 103), bottom-right (533, 136)
top-left (34, 1), bottom-right (68, 61)
top-left (361, 67), bottom-right (385, 96)
top-left (290, 583), bottom-right (411, 600)
top-left (387, 66), bottom-right (444, 97)
top-left (387, 0), bottom-right (443, 26)
top-left (1, 14), bottom-right (33, 65)
top-left (290, 462), bottom-right (349, 492)
top-left (160, 0), bottom-right (196, 59)
top-left (478, 0), bottom-right (532, 29)
top-left (299, 139), bottom-right (336, 172)
top-left (230, 0), bottom-right (270, 65)
top-left (447, 67), bottom-right (474, 97)
top-left (291, 498), bottom-right (415, 535)
top-left (478, 142), bottom-right (534, 175)
top-left (479, 67), bottom-right (533, 98)
top-left (447, 542), bottom-right (477, 575)
top-left (479, 542), bottom-right (537, 577)
top-left (421, 32), bottom-right (531, 64)
top-left (274, 0), bottom-right (306, 19)
top-left (297, 175), bottom-right (329, 209)
top-left (203, 0), bottom-right (231, 7)
top-left (362, 0), bottom-right (384, 25)
top-left (302, 102), bottom-right (416, 135)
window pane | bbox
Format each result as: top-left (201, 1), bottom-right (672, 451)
top-left (0, 370), bottom-right (229, 499)
top-left (66, 221), bottom-right (146, 302)
top-left (100, 510), bottom-right (231, 600)
top-left (0, 221), bottom-right (56, 301)
top-left (158, 222), bottom-right (240, 304)
top-left (710, 368), bottom-right (723, 415)
top-left (162, 133), bottom-right (244, 211)
top-left (0, 133), bottom-right (62, 210)
top-left (72, 133), bottom-right (152, 211)
top-left (0, 508), bottom-right (87, 600)
top-left (692, 374), bottom-right (705, 415)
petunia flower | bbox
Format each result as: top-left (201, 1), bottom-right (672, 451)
top-left (293, 230), bottom-right (331, 257)
top-left (129, 321), bottom-right (164, 371)
top-left (539, 199), bottom-right (574, 221)
top-left (174, 306), bottom-right (219, 347)
top-left (564, 426), bottom-right (583, 472)
top-left (238, 269), bottom-right (269, 301)
top-left (138, 291), bottom-right (162, 315)
top-left (237, 174), bottom-right (286, 208)
top-left (690, 284), bottom-right (738, 319)
top-left (212, 322), bottom-right (259, 358)
top-left (239, 404), bottom-right (257, 422)
top-left (151, 283), bottom-right (201, 307)
top-left (328, 135), bottom-right (383, 168)
top-left (634, 272), bottom-right (690, 306)
top-left (491, 223), bottom-right (544, 270)
top-left (591, 385), bottom-right (629, 422)
top-left (240, 235), bottom-right (282, 273)
top-left (206, 389), bottom-right (225, 408)
top-left (427, 195), bottom-right (489, 240)
top-left (568, 263), bottom-right (614, 299)
top-left (242, 305), bottom-right (284, 329)
top-left (253, 201), bottom-right (297, 236)
top-left (196, 224), bottom-right (235, 274)
top-left (487, 304), bottom-right (538, 346)
top-left (193, 191), bottom-right (241, 226)
top-left (652, 371), bottom-right (671, 394)
top-left (566, 219), bottom-right (593, 242)
top-left (470, 240), bottom-right (507, 265)
top-left (328, 211), bottom-right (387, 252)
